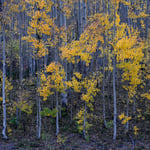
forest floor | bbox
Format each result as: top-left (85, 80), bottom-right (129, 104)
top-left (0, 103), bottom-right (150, 150)
top-left (0, 128), bottom-right (150, 150)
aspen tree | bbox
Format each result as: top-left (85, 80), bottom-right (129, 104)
top-left (2, 18), bottom-right (7, 140)
top-left (23, 0), bottom-right (54, 138)
top-left (0, 0), bottom-right (8, 139)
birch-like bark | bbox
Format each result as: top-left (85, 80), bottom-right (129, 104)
top-left (2, 22), bottom-right (7, 139)
top-left (36, 60), bottom-right (41, 139)
top-left (113, 3), bottom-right (117, 140)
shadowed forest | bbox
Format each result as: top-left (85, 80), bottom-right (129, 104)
top-left (0, 0), bottom-right (150, 149)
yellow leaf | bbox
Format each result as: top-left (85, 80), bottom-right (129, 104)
top-left (119, 113), bottom-right (125, 120)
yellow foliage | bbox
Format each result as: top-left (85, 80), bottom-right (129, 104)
top-left (71, 77), bottom-right (82, 92)
top-left (74, 72), bottom-right (82, 80)
top-left (81, 94), bottom-right (90, 103)
top-left (57, 134), bottom-right (67, 145)
top-left (121, 116), bottom-right (131, 124)
top-left (75, 108), bottom-right (92, 134)
top-left (15, 99), bottom-right (33, 114)
top-left (7, 125), bottom-right (12, 136)
top-left (119, 113), bottom-right (125, 120)
top-left (141, 92), bottom-right (150, 100)
top-left (115, 25), bottom-right (144, 99)
top-left (39, 62), bottom-right (66, 100)
top-left (119, 113), bottom-right (131, 124)
top-left (60, 13), bottom-right (111, 66)
top-left (0, 71), bottom-right (13, 99)
top-left (133, 126), bottom-right (139, 135)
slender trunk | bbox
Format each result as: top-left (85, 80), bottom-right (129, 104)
top-left (92, 0), bottom-right (96, 15)
top-left (36, 61), bottom-right (41, 139)
top-left (78, 0), bottom-right (82, 37)
top-left (37, 66), bottom-right (41, 138)
top-left (103, 54), bottom-right (107, 128)
top-left (29, 45), bottom-right (33, 77)
top-left (107, 0), bottom-right (111, 116)
top-left (36, 5), bottom-right (41, 138)
top-left (2, 23), bottom-right (7, 139)
top-left (108, 0), bottom-right (110, 15)
top-left (19, 12), bottom-right (23, 89)
top-left (113, 54), bottom-right (117, 140)
top-left (82, 2), bottom-right (87, 138)
top-left (70, 89), bottom-right (72, 124)
top-left (133, 95), bottom-right (136, 114)
top-left (103, 0), bottom-right (105, 13)
top-left (60, 2), bottom-right (68, 113)
top-left (113, 3), bottom-right (117, 140)
top-left (58, 2), bottom-right (62, 117)
top-left (36, 90), bottom-right (39, 137)
top-left (145, 0), bottom-right (149, 39)
top-left (19, 11), bottom-right (23, 121)
top-left (102, 1), bottom-right (107, 128)
top-left (33, 54), bottom-right (36, 75)
top-left (83, 102), bottom-right (86, 139)
top-left (56, 91), bottom-right (59, 135)
top-left (96, 0), bottom-right (100, 13)
top-left (82, 0), bottom-right (86, 31)
top-left (38, 76), bottom-right (41, 138)
top-left (10, 15), bottom-right (14, 80)
top-left (28, 6), bottom-right (32, 77)
top-left (126, 0), bottom-right (130, 132)
top-left (126, 95), bottom-right (129, 130)
top-left (87, 0), bottom-right (90, 16)
top-left (53, 0), bottom-right (59, 135)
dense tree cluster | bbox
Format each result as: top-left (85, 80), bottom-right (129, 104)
top-left (0, 0), bottom-right (149, 148)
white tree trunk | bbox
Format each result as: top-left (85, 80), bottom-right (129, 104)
top-left (113, 4), bottom-right (117, 140)
top-left (113, 55), bottom-right (117, 140)
top-left (36, 72), bottom-right (41, 139)
top-left (2, 23), bottom-right (7, 139)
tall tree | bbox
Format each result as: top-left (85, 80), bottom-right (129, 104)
top-left (2, 17), bottom-right (7, 140)
top-left (0, 0), bottom-right (7, 139)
